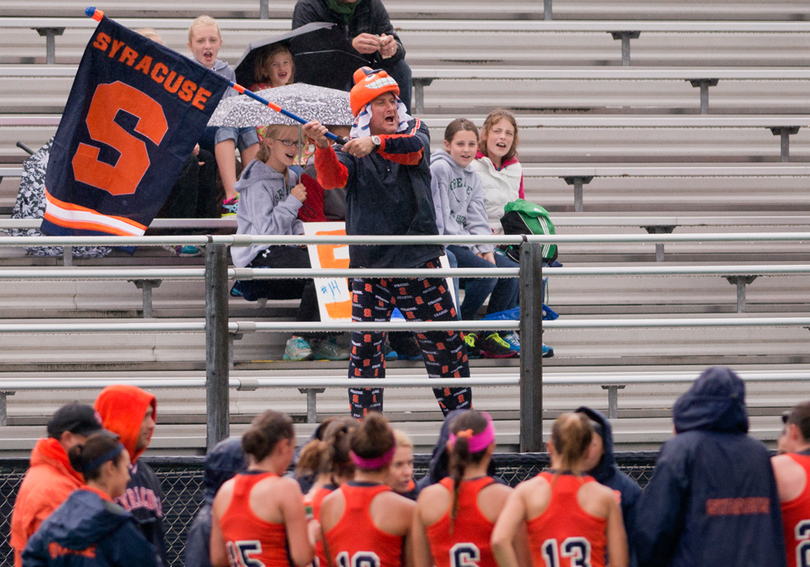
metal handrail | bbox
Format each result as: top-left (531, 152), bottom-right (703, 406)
top-left (1, 316), bottom-right (808, 334)
top-left (2, 264), bottom-right (810, 281)
top-left (1, 231), bottom-right (810, 247)
top-left (0, 369), bottom-right (807, 391)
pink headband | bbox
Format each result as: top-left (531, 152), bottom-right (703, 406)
top-left (448, 412), bottom-right (496, 453)
top-left (350, 445), bottom-right (396, 470)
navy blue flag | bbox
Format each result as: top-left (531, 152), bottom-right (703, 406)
top-left (41, 11), bottom-right (230, 236)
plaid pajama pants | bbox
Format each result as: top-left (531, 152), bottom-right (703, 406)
top-left (348, 259), bottom-right (472, 419)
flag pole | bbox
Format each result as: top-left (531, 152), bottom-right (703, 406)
top-left (84, 6), bottom-right (348, 145)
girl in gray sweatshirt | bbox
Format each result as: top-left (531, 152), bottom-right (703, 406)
top-left (230, 125), bottom-right (347, 362)
top-left (430, 119), bottom-right (520, 359)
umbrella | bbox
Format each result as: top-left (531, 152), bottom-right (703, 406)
top-left (207, 83), bottom-right (353, 128)
top-left (234, 22), bottom-right (336, 88)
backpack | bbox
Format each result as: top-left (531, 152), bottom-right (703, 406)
top-left (499, 199), bottom-right (557, 263)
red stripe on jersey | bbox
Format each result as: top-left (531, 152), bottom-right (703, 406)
top-left (378, 119), bottom-right (424, 165)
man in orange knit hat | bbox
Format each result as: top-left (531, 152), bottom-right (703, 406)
top-left (95, 385), bottom-right (166, 567)
top-left (10, 403), bottom-right (109, 567)
top-left (304, 67), bottom-right (471, 420)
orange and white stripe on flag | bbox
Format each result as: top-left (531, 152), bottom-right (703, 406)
top-left (43, 189), bottom-right (147, 237)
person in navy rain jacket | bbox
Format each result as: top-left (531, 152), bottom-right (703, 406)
top-left (576, 406), bottom-right (642, 567)
top-left (184, 438), bottom-right (245, 567)
top-left (633, 366), bottom-right (786, 567)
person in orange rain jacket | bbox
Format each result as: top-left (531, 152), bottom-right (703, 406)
top-left (10, 403), bottom-right (110, 567)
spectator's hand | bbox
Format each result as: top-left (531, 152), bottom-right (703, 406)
top-left (379, 34), bottom-right (397, 58)
top-left (302, 121), bottom-right (330, 149)
top-left (343, 137), bottom-right (376, 159)
top-left (192, 143), bottom-right (205, 165)
top-left (353, 33), bottom-right (383, 54)
top-left (291, 183), bottom-right (307, 202)
top-left (479, 252), bottom-right (496, 264)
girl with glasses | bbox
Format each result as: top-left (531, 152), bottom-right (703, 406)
top-left (230, 125), bottom-right (345, 362)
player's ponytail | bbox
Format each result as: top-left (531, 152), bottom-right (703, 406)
top-left (447, 410), bottom-right (495, 532)
top-left (296, 438), bottom-right (329, 478)
top-left (550, 412), bottom-right (593, 478)
top-left (350, 413), bottom-right (395, 471)
top-left (242, 410), bottom-right (294, 463)
top-left (323, 416), bottom-right (358, 483)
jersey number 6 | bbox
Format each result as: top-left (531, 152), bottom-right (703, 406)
top-left (72, 81), bottom-right (168, 196)
top-left (451, 543), bottom-right (481, 567)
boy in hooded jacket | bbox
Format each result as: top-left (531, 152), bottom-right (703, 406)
top-left (184, 438), bottom-right (246, 567)
top-left (633, 366), bottom-right (786, 567)
top-left (576, 406), bottom-right (642, 567)
top-left (94, 385), bottom-right (166, 567)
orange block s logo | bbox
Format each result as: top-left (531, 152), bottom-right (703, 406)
top-left (72, 81), bottom-right (168, 196)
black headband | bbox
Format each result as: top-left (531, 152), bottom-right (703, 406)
top-left (83, 443), bottom-right (125, 473)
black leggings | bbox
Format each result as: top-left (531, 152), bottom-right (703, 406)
top-left (245, 246), bottom-right (321, 334)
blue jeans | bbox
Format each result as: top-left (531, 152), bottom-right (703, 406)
top-left (199, 126), bottom-right (259, 154)
top-left (447, 245), bottom-right (519, 321)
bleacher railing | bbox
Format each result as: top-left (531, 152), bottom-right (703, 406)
top-left (1, 232), bottom-right (810, 451)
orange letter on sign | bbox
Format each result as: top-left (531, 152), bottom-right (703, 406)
top-left (316, 229), bottom-right (351, 318)
top-left (72, 81), bottom-right (168, 196)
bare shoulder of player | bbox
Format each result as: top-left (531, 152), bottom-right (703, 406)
top-left (578, 479), bottom-right (619, 518)
top-left (517, 475), bottom-right (552, 513)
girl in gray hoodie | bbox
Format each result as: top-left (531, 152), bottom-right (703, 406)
top-left (230, 124), bottom-right (347, 361)
top-left (430, 119), bottom-right (520, 359)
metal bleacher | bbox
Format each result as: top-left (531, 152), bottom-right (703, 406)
top-left (0, 0), bottom-right (809, 455)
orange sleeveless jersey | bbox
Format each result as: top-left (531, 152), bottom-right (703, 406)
top-left (526, 472), bottom-right (607, 567)
top-left (219, 472), bottom-right (290, 567)
top-left (781, 453), bottom-right (810, 567)
top-left (305, 484), bottom-right (336, 567)
top-left (325, 482), bottom-right (404, 567)
top-left (425, 477), bottom-right (499, 567)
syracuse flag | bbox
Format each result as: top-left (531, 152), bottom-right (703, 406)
top-left (41, 11), bottom-right (230, 236)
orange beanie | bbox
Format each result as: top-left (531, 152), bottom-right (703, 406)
top-left (349, 67), bottom-right (400, 116)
